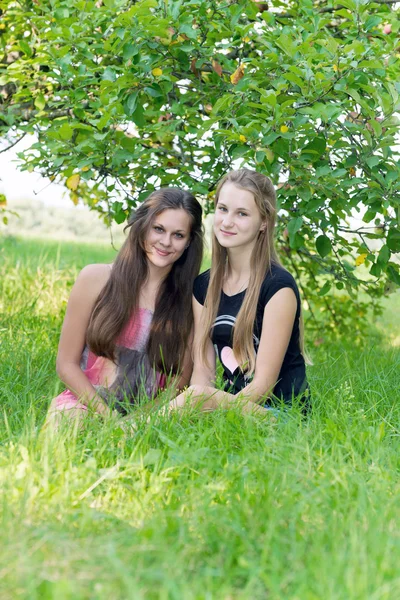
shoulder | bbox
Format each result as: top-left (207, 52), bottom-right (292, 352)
top-left (193, 269), bottom-right (210, 305)
top-left (73, 263), bottom-right (112, 297)
top-left (267, 263), bottom-right (298, 287)
top-left (260, 263), bottom-right (300, 306)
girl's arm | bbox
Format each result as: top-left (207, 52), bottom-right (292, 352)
top-left (167, 296), bottom-right (216, 410)
top-left (171, 287), bottom-right (297, 413)
top-left (172, 328), bottom-right (195, 393)
top-left (148, 331), bottom-right (194, 411)
top-left (190, 296), bottom-right (216, 387)
top-left (233, 287), bottom-right (297, 404)
top-left (55, 264), bottom-right (112, 416)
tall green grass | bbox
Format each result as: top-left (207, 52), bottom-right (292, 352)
top-left (1, 235), bottom-right (400, 599)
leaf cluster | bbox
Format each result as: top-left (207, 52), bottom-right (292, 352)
top-left (1, 0), bottom-right (399, 338)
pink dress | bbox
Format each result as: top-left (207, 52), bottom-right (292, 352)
top-left (54, 308), bottom-right (166, 414)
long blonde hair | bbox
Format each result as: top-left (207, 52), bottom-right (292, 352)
top-left (200, 169), bottom-right (309, 376)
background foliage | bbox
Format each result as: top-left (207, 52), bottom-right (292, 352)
top-left (1, 0), bottom-right (399, 340)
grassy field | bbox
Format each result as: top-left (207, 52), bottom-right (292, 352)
top-left (1, 235), bottom-right (400, 600)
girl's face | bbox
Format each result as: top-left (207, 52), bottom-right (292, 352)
top-left (214, 182), bottom-right (265, 251)
top-left (144, 208), bottom-right (192, 271)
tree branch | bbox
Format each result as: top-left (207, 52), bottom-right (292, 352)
top-left (278, 0), bottom-right (399, 18)
top-left (0, 132), bottom-right (27, 154)
top-left (1, 102), bottom-right (90, 123)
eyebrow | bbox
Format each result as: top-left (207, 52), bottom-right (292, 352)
top-left (217, 203), bottom-right (249, 212)
top-left (154, 223), bottom-right (186, 233)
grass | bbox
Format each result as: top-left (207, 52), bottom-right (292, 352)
top-left (1, 235), bottom-right (400, 599)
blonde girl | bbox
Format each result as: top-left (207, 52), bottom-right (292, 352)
top-left (168, 169), bottom-right (310, 415)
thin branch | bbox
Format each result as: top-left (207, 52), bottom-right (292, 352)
top-left (278, 0), bottom-right (399, 17)
top-left (1, 102), bottom-right (90, 123)
top-left (137, 140), bottom-right (183, 160)
top-left (337, 225), bottom-right (386, 235)
top-left (338, 225), bottom-right (385, 232)
top-left (0, 132), bottom-right (27, 154)
top-left (320, 0), bottom-right (400, 11)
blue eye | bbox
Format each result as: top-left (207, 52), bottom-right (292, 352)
top-left (218, 205), bottom-right (227, 212)
top-left (154, 226), bottom-right (163, 232)
top-left (238, 212), bottom-right (248, 217)
top-left (175, 233), bottom-right (184, 239)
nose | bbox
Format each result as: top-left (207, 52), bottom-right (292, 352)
top-left (222, 213), bottom-right (234, 228)
top-left (159, 232), bottom-right (172, 247)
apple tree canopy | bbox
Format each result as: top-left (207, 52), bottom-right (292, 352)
top-left (1, 0), bottom-right (399, 338)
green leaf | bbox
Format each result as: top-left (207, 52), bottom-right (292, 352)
top-left (336, 0), bottom-right (356, 9)
top-left (124, 92), bottom-right (138, 116)
top-left (366, 155), bottom-right (380, 169)
top-left (387, 265), bottom-right (400, 287)
top-left (369, 263), bottom-right (381, 277)
top-left (255, 151), bottom-right (265, 164)
top-left (34, 94), bottom-right (46, 111)
top-left (387, 228), bottom-right (400, 252)
top-left (144, 85), bottom-right (163, 98)
top-left (228, 144), bottom-right (248, 160)
top-left (54, 8), bottom-right (69, 18)
top-left (131, 103), bottom-right (146, 128)
top-left (260, 91), bottom-right (277, 107)
top-left (123, 44), bottom-right (138, 62)
top-left (316, 235), bottom-right (332, 258)
top-left (287, 217), bottom-right (303, 247)
top-left (179, 23), bottom-right (198, 40)
top-left (103, 68), bottom-right (116, 82)
top-left (364, 16), bottom-right (381, 31)
top-left (114, 209), bottom-right (127, 224)
top-left (301, 135), bottom-right (326, 159)
top-left (212, 94), bottom-right (232, 116)
top-left (59, 123), bottom-right (74, 141)
top-left (377, 245), bottom-right (390, 266)
top-left (19, 40), bottom-right (33, 57)
top-left (318, 281), bottom-right (331, 296)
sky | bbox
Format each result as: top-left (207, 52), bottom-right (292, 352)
top-left (0, 135), bottom-right (70, 207)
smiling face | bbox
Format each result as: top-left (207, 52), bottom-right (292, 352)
top-left (214, 182), bottom-right (265, 252)
top-left (144, 208), bottom-right (192, 271)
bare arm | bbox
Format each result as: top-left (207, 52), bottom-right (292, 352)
top-left (169, 287), bottom-right (297, 413)
top-left (233, 287), bottom-right (298, 404)
top-left (173, 327), bottom-right (195, 392)
top-left (190, 296), bottom-right (216, 386)
top-left (168, 295), bottom-right (216, 409)
top-left (55, 264), bottom-right (112, 416)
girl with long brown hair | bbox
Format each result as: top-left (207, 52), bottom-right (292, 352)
top-left (168, 169), bottom-right (310, 415)
top-left (46, 188), bottom-right (203, 428)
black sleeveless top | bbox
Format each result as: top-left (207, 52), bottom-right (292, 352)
top-left (193, 263), bottom-right (309, 407)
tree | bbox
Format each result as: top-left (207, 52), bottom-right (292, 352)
top-left (1, 0), bottom-right (399, 341)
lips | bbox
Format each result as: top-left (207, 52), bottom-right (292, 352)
top-left (154, 247), bottom-right (170, 256)
top-left (220, 229), bottom-right (236, 236)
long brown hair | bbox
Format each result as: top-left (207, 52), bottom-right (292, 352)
top-left (86, 188), bottom-right (203, 374)
top-left (200, 169), bottom-right (309, 375)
